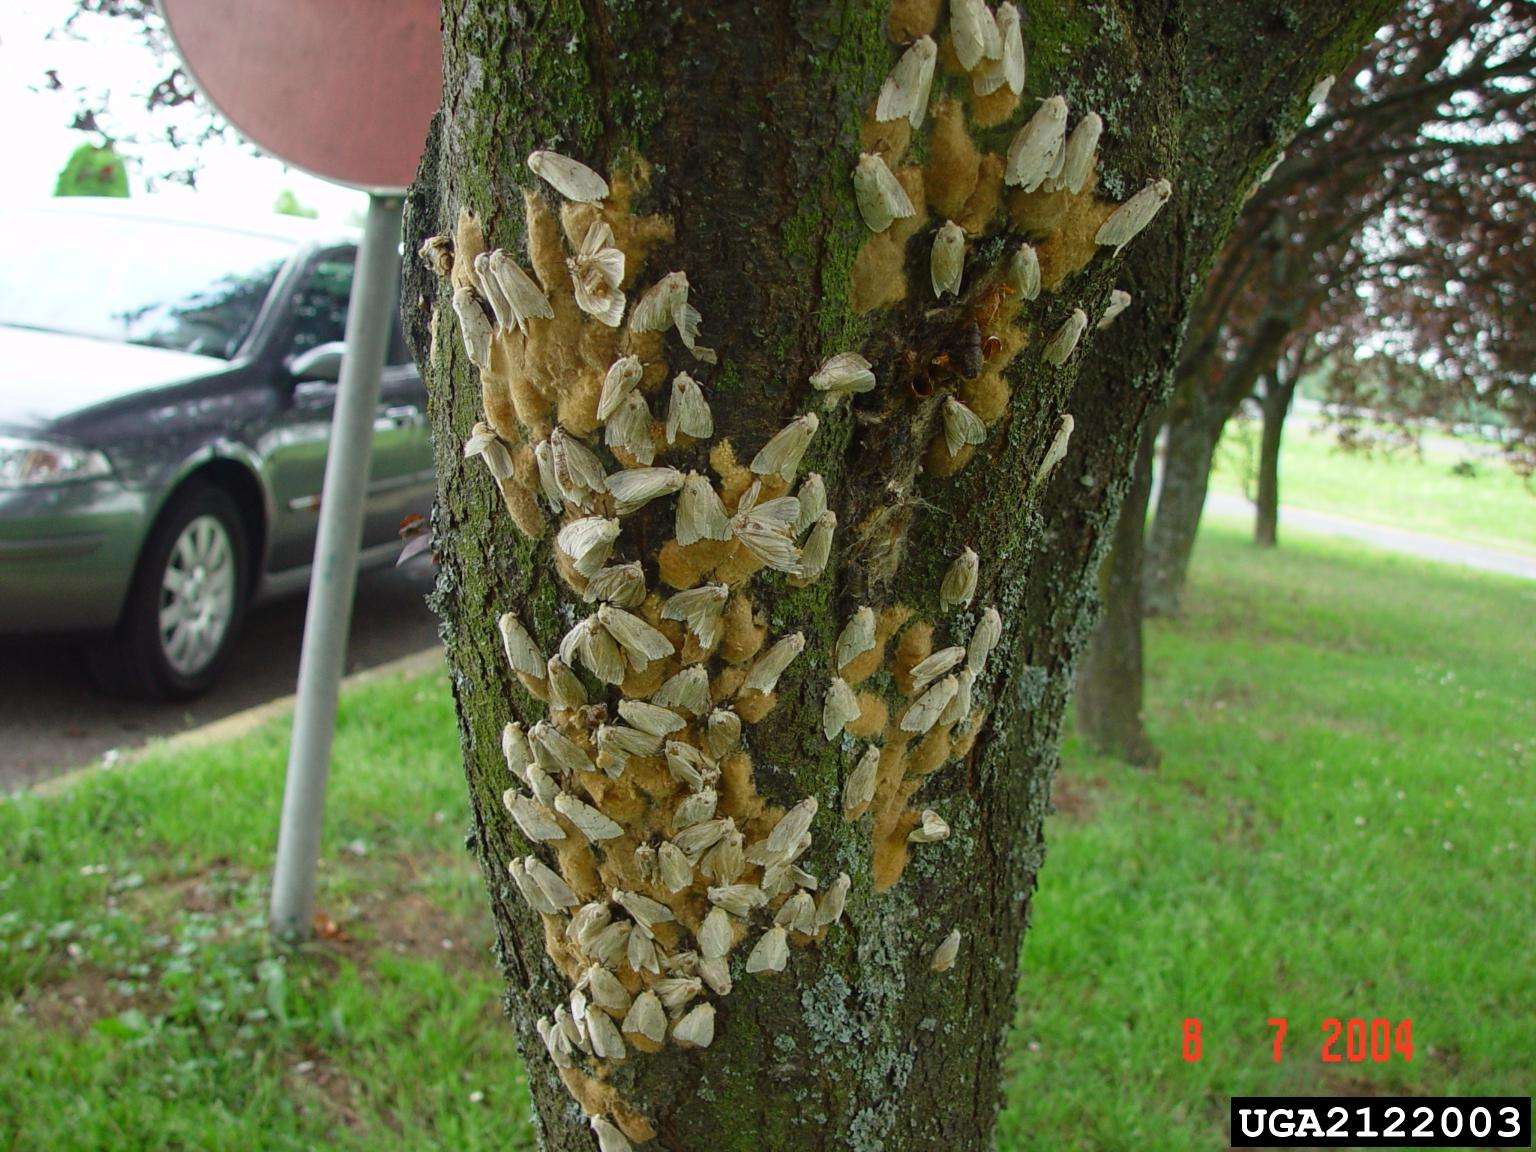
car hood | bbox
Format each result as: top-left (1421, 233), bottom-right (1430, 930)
top-left (0, 326), bottom-right (228, 429)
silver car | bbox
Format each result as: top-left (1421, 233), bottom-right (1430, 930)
top-left (0, 199), bottom-right (434, 699)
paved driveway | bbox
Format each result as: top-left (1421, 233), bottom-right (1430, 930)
top-left (0, 563), bottom-right (440, 790)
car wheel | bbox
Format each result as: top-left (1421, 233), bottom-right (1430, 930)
top-left (87, 482), bottom-right (249, 700)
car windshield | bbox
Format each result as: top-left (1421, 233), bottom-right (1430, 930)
top-left (0, 208), bottom-right (294, 360)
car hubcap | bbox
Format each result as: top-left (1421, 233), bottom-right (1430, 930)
top-left (158, 515), bottom-right (236, 677)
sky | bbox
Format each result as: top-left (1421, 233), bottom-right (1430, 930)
top-left (0, 0), bottom-right (367, 222)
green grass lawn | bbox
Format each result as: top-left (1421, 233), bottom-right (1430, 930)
top-left (1210, 417), bottom-right (1536, 556)
top-left (2, 525), bottom-right (1531, 1150)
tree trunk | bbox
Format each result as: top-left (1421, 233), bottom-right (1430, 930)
top-left (1142, 405), bottom-right (1221, 616)
top-left (1075, 424), bottom-right (1160, 767)
top-left (401, 3), bottom-right (1389, 1148)
top-left (1254, 376), bottom-right (1297, 547)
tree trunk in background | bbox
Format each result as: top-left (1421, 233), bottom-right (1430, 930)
top-left (1142, 406), bottom-right (1221, 615)
top-left (401, 2), bottom-right (1388, 1147)
top-left (1254, 376), bottom-right (1298, 547)
top-left (1075, 426), bottom-right (1160, 767)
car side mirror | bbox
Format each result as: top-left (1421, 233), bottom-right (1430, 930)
top-left (286, 342), bottom-right (347, 384)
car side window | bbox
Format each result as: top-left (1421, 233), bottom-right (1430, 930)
top-left (288, 254), bottom-right (355, 357)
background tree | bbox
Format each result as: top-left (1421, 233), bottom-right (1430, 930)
top-left (1077, 0), bottom-right (1536, 764)
top-left (401, 2), bottom-right (1385, 1148)
top-left (53, 139), bottom-right (129, 197)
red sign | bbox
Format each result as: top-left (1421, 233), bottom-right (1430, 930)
top-left (161, 0), bottom-right (441, 193)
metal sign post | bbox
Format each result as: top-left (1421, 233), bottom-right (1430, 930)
top-left (268, 194), bottom-right (403, 935)
top-left (159, 0), bottom-right (440, 940)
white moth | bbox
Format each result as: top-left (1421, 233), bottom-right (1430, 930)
top-left (596, 723), bottom-right (663, 762)
top-left (815, 871), bottom-right (851, 928)
top-left (941, 547), bottom-right (979, 610)
top-left (557, 516), bottom-right (620, 577)
top-left (909, 809), bottom-right (951, 844)
top-left (506, 789), bottom-right (566, 842)
top-left (568, 901), bottom-right (612, 948)
top-left (931, 220), bottom-right (967, 299)
top-left (555, 792), bottom-right (624, 842)
top-left (585, 1008), bottom-right (626, 1060)
top-left (597, 604), bottom-right (675, 671)
top-left (622, 990), bottom-right (667, 1044)
top-left (766, 797), bottom-right (818, 858)
top-left (940, 668), bottom-right (974, 726)
top-left (666, 743), bottom-right (715, 792)
top-left (745, 924), bottom-right (790, 974)
top-left (509, 858), bottom-right (559, 915)
top-left (902, 676), bottom-right (960, 734)
top-left (910, 645), bottom-right (965, 692)
top-left (750, 413), bottom-right (818, 481)
top-left (1006, 96), bottom-right (1068, 191)
top-left (699, 956), bottom-right (733, 995)
top-left (630, 270), bottom-right (688, 333)
top-left (794, 473), bottom-right (827, 534)
top-left (1054, 111), bottom-right (1102, 195)
top-left (968, 606), bottom-right (1002, 674)
top-left (675, 816), bottom-right (733, 858)
top-left (822, 677), bottom-right (861, 741)
top-left (618, 698), bottom-right (687, 737)
top-left (537, 1015), bottom-right (576, 1068)
top-left (473, 252), bottom-right (514, 332)
top-left (666, 373), bottom-right (714, 443)
top-left (1308, 73), bottom-right (1334, 107)
top-left (591, 1116), bottom-right (634, 1152)
top-left (569, 219), bottom-right (626, 327)
top-left (950, 0), bottom-right (1002, 70)
top-left (584, 964), bottom-right (633, 1014)
top-left (796, 511), bottom-right (836, 583)
top-left (588, 922), bottom-right (630, 969)
top-left (853, 152), bottom-right (916, 233)
top-left (810, 354), bottom-right (876, 403)
top-left (527, 763), bottom-right (560, 806)
top-left (503, 722), bottom-right (533, 783)
top-left (530, 720), bottom-right (596, 775)
top-left (662, 583), bottom-right (729, 649)
top-left (525, 855), bottom-right (581, 908)
top-left (672, 1003), bottom-right (716, 1049)
top-left (836, 606), bottom-right (876, 670)
top-left (876, 35), bottom-right (938, 128)
top-left (1043, 308), bottom-right (1088, 367)
top-left (1010, 243), bottom-right (1041, 301)
top-left (451, 287), bottom-right (492, 369)
top-left (931, 928), bottom-right (962, 972)
top-left (708, 883), bottom-right (767, 917)
top-left (705, 709), bottom-right (742, 758)
top-left (584, 562), bottom-right (646, 607)
top-left (775, 890), bottom-right (818, 935)
top-left (498, 612), bottom-right (545, 678)
top-left (464, 423), bottom-right (515, 483)
top-left (973, 2), bottom-right (1025, 96)
top-left (1095, 178), bottom-right (1172, 254)
top-left (658, 841), bottom-right (694, 892)
top-left (842, 745), bottom-right (880, 819)
top-left (607, 466), bottom-right (685, 515)
top-left (487, 249), bottom-right (555, 332)
top-left (550, 427), bottom-right (608, 507)
top-left (730, 482), bottom-right (803, 574)
top-left (598, 355), bottom-right (644, 422)
top-left (654, 976), bottom-right (703, 1013)
top-left (699, 830), bottom-right (745, 885)
top-left (528, 149), bottom-right (610, 202)
top-left (743, 632), bottom-right (805, 694)
top-left (633, 845), bottom-right (658, 884)
top-left (532, 440), bottom-right (565, 512)
top-left (1098, 288), bottom-right (1132, 329)
top-left (941, 396), bottom-right (987, 456)
top-left (1036, 413), bottom-right (1075, 482)
top-left (614, 888), bottom-right (675, 932)
top-left (673, 786), bottom-right (718, 829)
top-left (627, 929), bottom-right (659, 974)
top-left (675, 471), bottom-right (733, 546)
top-left (545, 655), bottom-right (589, 708)
top-left (604, 391), bottom-right (656, 466)
top-left (698, 905), bottom-right (735, 959)
top-left (651, 665), bottom-right (711, 716)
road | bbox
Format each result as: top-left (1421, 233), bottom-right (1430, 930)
top-left (0, 563), bottom-right (440, 791)
top-left (1206, 492), bottom-right (1536, 581)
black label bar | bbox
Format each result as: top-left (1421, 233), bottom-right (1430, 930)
top-left (1230, 1096), bottom-right (1531, 1147)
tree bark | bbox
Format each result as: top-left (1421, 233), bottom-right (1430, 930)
top-left (1074, 424), bottom-right (1160, 767)
top-left (1254, 375), bottom-right (1297, 547)
top-left (401, 3), bottom-right (1391, 1148)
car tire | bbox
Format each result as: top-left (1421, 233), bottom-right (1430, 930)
top-left (86, 482), bottom-right (250, 701)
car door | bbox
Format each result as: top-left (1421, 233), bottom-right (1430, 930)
top-left (261, 247), bottom-right (433, 572)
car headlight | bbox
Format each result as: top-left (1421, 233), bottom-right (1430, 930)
top-left (0, 435), bottom-right (113, 489)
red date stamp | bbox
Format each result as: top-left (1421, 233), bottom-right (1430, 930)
top-left (1180, 1017), bottom-right (1414, 1064)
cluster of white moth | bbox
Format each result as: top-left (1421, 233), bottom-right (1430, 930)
top-left (439, 0), bottom-right (1195, 1138)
